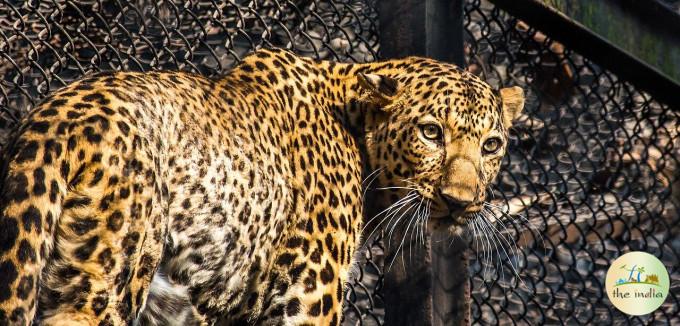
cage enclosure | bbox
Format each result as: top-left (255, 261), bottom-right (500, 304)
top-left (0, 0), bottom-right (678, 325)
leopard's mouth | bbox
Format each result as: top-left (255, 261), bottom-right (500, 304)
top-left (421, 197), bottom-right (486, 236)
top-left (428, 199), bottom-right (482, 222)
top-left (433, 211), bottom-right (474, 223)
top-left (376, 189), bottom-right (481, 230)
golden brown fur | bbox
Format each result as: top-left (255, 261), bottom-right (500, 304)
top-left (0, 48), bottom-right (522, 325)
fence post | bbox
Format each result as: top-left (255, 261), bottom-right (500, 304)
top-left (378, 0), bottom-right (469, 325)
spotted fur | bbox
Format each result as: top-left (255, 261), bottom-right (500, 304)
top-left (0, 48), bottom-right (523, 325)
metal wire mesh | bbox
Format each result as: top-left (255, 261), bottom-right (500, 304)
top-left (0, 0), bottom-right (379, 142)
top-left (464, 1), bottom-right (680, 324)
top-left (1, 0), bottom-right (679, 325)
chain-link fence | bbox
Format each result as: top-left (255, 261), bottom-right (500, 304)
top-left (0, 0), bottom-right (379, 143)
top-left (0, 0), bottom-right (678, 325)
top-left (464, 1), bottom-right (680, 324)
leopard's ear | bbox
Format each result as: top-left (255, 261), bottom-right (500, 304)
top-left (357, 73), bottom-right (401, 105)
top-left (499, 86), bottom-right (524, 127)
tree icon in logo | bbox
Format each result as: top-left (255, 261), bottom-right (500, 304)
top-left (617, 264), bottom-right (659, 286)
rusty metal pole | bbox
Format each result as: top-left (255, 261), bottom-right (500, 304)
top-left (379, 0), bottom-right (469, 325)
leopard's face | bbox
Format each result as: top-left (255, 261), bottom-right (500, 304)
top-left (360, 61), bottom-right (524, 233)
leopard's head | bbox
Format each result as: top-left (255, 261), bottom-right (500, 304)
top-left (360, 58), bottom-right (524, 234)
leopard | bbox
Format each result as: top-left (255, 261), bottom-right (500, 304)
top-left (0, 47), bottom-right (524, 325)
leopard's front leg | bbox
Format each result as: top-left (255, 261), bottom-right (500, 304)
top-left (254, 200), bottom-right (362, 326)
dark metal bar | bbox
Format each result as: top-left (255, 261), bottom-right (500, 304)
top-left (379, 0), bottom-right (469, 325)
top-left (488, 0), bottom-right (680, 108)
top-left (432, 237), bottom-right (470, 326)
top-left (380, 0), bottom-right (465, 66)
top-left (427, 0), bottom-right (466, 66)
top-left (379, 0), bottom-right (427, 59)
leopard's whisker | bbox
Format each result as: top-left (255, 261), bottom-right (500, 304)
top-left (407, 196), bottom-right (426, 263)
top-left (415, 201), bottom-right (426, 247)
top-left (483, 206), bottom-right (528, 260)
top-left (401, 179), bottom-right (419, 189)
top-left (362, 168), bottom-right (384, 199)
top-left (361, 191), bottom-right (417, 234)
top-left (466, 214), bottom-right (484, 289)
top-left (475, 213), bottom-right (493, 281)
top-left (477, 211), bottom-right (500, 283)
top-left (414, 209), bottom-right (421, 250)
top-left (479, 209), bottom-right (526, 289)
top-left (484, 201), bottom-right (546, 252)
top-left (407, 203), bottom-right (420, 264)
top-left (423, 200), bottom-right (431, 245)
top-left (471, 214), bottom-right (486, 277)
top-left (363, 206), bottom-right (416, 251)
top-left (362, 167), bottom-right (384, 185)
top-left (483, 210), bottom-right (504, 287)
top-left (468, 214), bottom-right (480, 258)
top-left (414, 199), bottom-right (428, 247)
top-left (482, 214), bottom-right (499, 284)
top-left (388, 203), bottom-right (420, 272)
top-left (362, 194), bottom-right (419, 247)
top-left (483, 206), bottom-right (527, 266)
top-left (516, 213), bottom-right (547, 254)
top-left (405, 203), bottom-right (420, 268)
top-left (386, 201), bottom-right (420, 247)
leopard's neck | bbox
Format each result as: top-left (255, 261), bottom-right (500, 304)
top-left (216, 48), bottom-right (409, 172)
top-left (219, 48), bottom-right (409, 131)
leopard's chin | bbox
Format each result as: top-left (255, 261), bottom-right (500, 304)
top-left (427, 211), bottom-right (475, 236)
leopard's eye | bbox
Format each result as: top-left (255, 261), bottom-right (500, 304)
top-left (420, 124), bottom-right (442, 141)
top-left (482, 137), bottom-right (502, 154)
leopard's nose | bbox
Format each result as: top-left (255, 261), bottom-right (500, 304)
top-left (440, 193), bottom-right (472, 212)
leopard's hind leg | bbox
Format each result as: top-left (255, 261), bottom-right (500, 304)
top-left (0, 80), bottom-right (167, 325)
